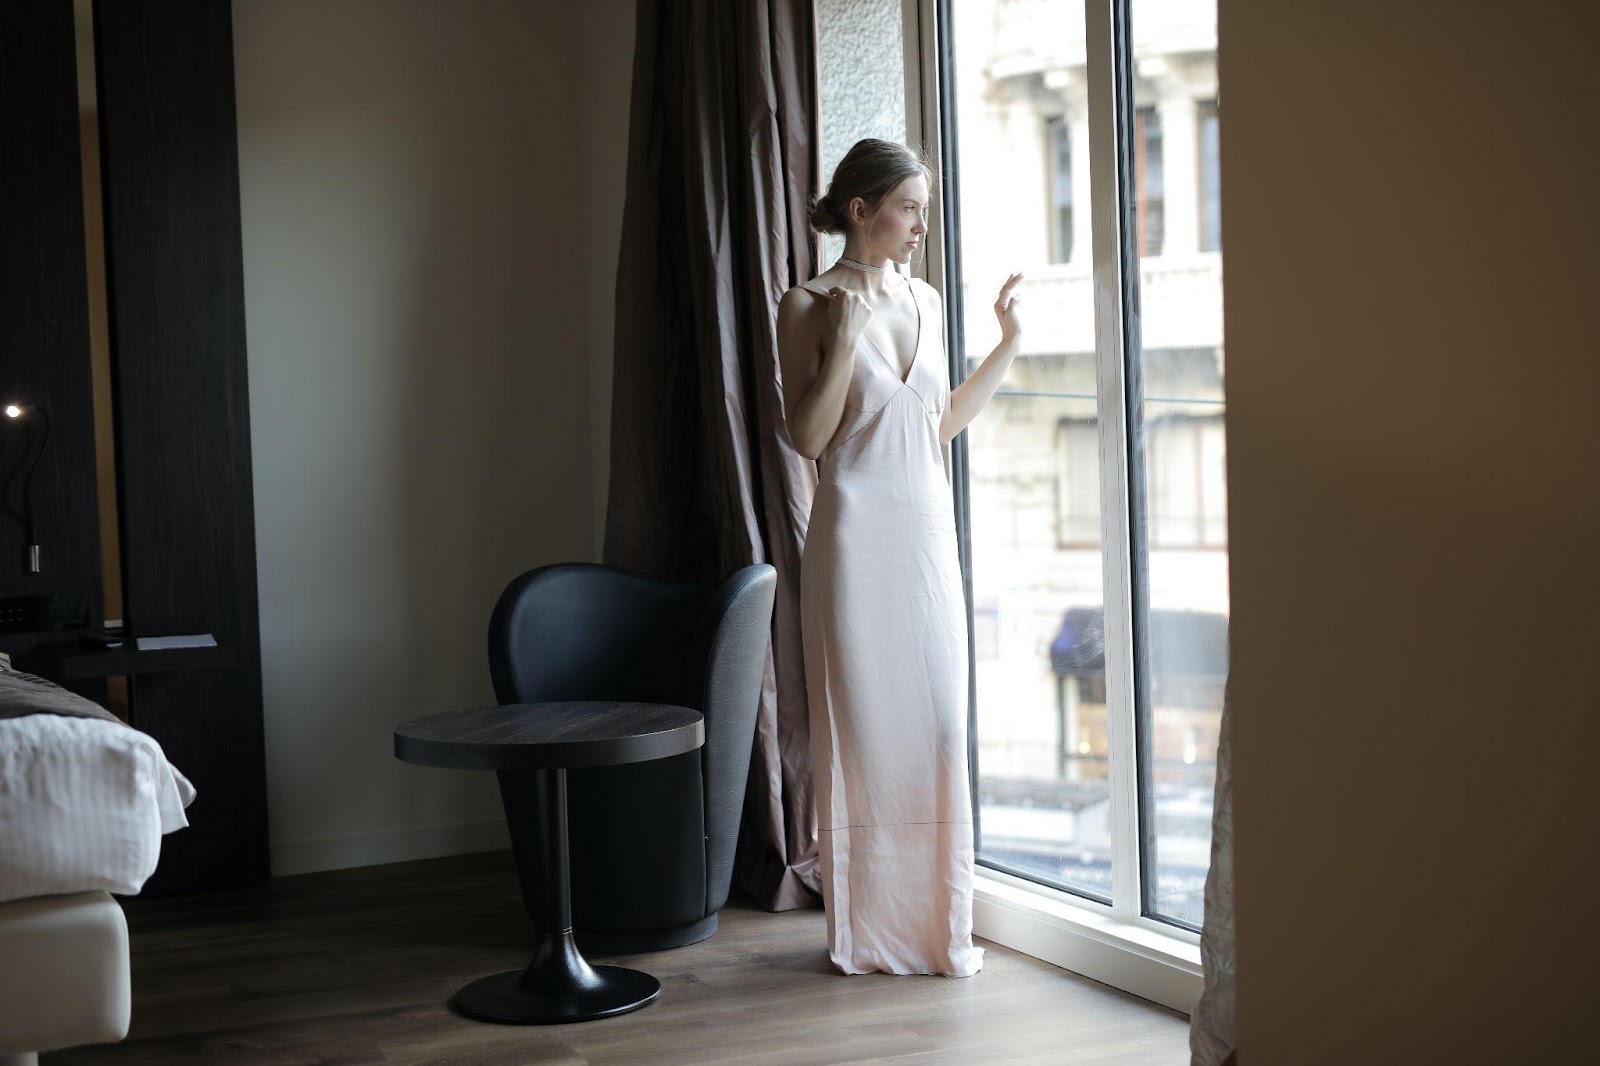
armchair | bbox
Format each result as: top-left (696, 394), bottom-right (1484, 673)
top-left (487, 562), bottom-right (776, 953)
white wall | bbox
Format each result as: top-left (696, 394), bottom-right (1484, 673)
top-left (1223, 0), bottom-right (1600, 1060)
top-left (234, 0), bottom-right (632, 874)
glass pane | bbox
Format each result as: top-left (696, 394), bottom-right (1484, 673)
top-left (950, 0), bottom-right (1113, 901)
top-left (816, 0), bottom-right (908, 269)
top-left (1127, 0), bottom-right (1227, 928)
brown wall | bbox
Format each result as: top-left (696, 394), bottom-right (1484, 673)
top-left (1222, 1), bottom-right (1600, 1061)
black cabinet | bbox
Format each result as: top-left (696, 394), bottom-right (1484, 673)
top-left (1, 0), bottom-right (269, 895)
top-left (95, 0), bottom-right (269, 894)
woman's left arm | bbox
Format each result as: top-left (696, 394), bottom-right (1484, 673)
top-left (940, 273), bottom-right (1023, 445)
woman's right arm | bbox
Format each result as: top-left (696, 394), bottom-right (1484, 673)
top-left (777, 287), bottom-right (865, 460)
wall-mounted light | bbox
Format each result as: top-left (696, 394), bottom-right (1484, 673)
top-left (3, 402), bottom-right (51, 574)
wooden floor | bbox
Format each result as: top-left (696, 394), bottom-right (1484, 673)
top-left (45, 851), bottom-right (1189, 1065)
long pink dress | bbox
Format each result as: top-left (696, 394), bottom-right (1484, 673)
top-left (798, 276), bottom-right (983, 978)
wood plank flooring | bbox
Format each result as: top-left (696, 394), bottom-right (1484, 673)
top-left (44, 851), bottom-right (1189, 1065)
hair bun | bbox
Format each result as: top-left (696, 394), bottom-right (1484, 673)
top-left (808, 193), bottom-right (847, 235)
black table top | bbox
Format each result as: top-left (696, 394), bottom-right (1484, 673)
top-left (393, 701), bottom-right (704, 771)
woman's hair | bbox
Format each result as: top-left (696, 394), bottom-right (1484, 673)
top-left (808, 139), bottom-right (934, 236)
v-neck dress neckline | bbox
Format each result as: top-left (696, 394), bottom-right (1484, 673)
top-left (803, 278), bottom-right (923, 389)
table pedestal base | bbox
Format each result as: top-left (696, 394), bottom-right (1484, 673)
top-left (452, 929), bottom-right (660, 1025)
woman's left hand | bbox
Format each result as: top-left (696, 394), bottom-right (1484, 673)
top-left (994, 272), bottom-right (1023, 344)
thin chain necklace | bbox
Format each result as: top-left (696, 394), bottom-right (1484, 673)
top-left (837, 256), bottom-right (885, 274)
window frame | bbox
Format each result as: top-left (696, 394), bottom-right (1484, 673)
top-left (905, 0), bottom-right (1211, 952)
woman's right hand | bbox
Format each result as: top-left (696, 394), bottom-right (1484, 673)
top-left (826, 286), bottom-right (872, 343)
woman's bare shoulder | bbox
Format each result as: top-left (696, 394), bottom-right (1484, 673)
top-left (778, 281), bottom-right (831, 372)
top-left (779, 279), bottom-right (833, 321)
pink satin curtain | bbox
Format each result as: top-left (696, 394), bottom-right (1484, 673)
top-left (603, 0), bottom-right (821, 910)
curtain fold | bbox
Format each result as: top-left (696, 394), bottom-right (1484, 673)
top-left (1191, 686), bottom-right (1236, 1064)
top-left (605, 0), bottom-right (822, 911)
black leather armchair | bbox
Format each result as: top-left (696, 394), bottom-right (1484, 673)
top-left (487, 562), bottom-right (777, 953)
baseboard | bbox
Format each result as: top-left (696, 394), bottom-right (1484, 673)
top-left (270, 819), bottom-right (511, 877)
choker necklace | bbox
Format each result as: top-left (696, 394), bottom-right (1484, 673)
top-left (837, 256), bottom-right (886, 274)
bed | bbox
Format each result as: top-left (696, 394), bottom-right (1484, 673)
top-left (0, 656), bottom-right (194, 1066)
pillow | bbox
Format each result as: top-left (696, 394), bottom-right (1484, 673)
top-left (0, 664), bottom-right (126, 726)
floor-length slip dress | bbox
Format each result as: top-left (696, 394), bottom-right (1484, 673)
top-left (797, 276), bottom-right (983, 978)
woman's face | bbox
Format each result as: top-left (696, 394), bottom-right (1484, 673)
top-left (858, 174), bottom-right (929, 264)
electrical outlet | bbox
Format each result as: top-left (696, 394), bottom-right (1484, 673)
top-left (0, 594), bottom-right (89, 634)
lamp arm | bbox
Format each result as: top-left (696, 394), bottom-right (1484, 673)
top-left (1, 421), bottom-right (27, 527)
top-left (18, 407), bottom-right (51, 542)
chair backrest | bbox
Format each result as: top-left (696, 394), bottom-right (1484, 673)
top-left (489, 563), bottom-right (713, 708)
top-left (689, 564), bottom-right (778, 912)
top-left (487, 562), bottom-right (777, 917)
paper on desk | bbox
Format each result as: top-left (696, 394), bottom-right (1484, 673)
top-left (135, 634), bottom-right (218, 651)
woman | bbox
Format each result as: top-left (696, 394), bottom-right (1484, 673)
top-left (777, 139), bottom-right (1022, 977)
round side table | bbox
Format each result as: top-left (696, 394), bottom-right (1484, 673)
top-left (394, 700), bottom-right (704, 1024)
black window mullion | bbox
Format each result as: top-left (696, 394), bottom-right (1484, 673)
top-left (932, 0), bottom-right (981, 858)
top-left (1109, 0), bottom-right (1163, 926)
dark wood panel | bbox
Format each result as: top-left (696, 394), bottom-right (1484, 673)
top-left (94, 0), bottom-right (267, 893)
top-left (43, 852), bottom-right (1190, 1065)
top-left (0, 0), bottom-right (103, 642)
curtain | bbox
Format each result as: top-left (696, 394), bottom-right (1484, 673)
top-left (604, 0), bottom-right (822, 911)
top-left (1191, 687), bottom-right (1236, 1064)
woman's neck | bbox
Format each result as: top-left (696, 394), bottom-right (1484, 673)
top-left (837, 242), bottom-right (896, 294)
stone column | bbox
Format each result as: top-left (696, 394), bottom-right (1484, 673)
top-left (1158, 93), bottom-right (1200, 257)
top-left (1005, 95), bottom-right (1051, 269)
top-left (1070, 101), bottom-right (1093, 267)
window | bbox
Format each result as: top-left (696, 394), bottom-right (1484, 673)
top-left (937, 0), bottom-right (1226, 935)
top-left (1123, 6), bottom-right (1226, 928)
top-left (1058, 401), bottom-right (1226, 552)
top-left (812, 0), bottom-right (1223, 963)
top-left (1199, 98), bottom-right (1221, 252)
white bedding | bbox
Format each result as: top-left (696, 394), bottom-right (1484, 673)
top-left (0, 712), bottom-right (195, 904)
